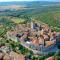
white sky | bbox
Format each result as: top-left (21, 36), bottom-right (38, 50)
top-left (0, 0), bottom-right (38, 2)
top-left (0, 0), bottom-right (60, 2)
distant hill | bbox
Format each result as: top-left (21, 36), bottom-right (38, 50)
top-left (0, 5), bottom-right (26, 10)
top-left (0, 1), bottom-right (60, 7)
top-left (0, 1), bottom-right (60, 31)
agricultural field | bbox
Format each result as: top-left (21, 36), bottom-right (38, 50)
top-left (11, 18), bottom-right (26, 24)
top-left (32, 12), bottom-right (60, 31)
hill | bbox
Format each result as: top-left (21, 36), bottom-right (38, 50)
top-left (0, 1), bottom-right (60, 31)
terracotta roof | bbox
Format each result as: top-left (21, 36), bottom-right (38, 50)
top-left (31, 37), bottom-right (44, 45)
top-left (45, 57), bottom-right (54, 60)
top-left (40, 29), bottom-right (44, 35)
top-left (3, 55), bottom-right (11, 60)
top-left (38, 37), bottom-right (44, 44)
top-left (10, 52), bottom-right (25, 60)
top-left (42, 24), bottom-right (49, 31)
top-left (31, 38), bottom-right (39, 46)
top-left (0, 52), bottom-right (4, 59)
top-left (45, 41), bottom-right (54, 47)
top-left (56, 32), bottom-right (60, 36)
top-left (43, 35), bottom-right (50, 40)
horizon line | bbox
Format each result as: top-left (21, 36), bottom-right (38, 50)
top-left (0, 1), bottom-right (60, 2)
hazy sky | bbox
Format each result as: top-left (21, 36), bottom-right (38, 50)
top-left (0, 0), bottom-right (60, 2)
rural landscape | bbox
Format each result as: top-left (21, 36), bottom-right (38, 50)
top-left (0, 1), bottom-right (60, 60)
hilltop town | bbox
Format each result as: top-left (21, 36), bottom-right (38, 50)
top-left (6, 21), bottom-right (60, 54)
top-left (0, 20), bottom-right (60, 60)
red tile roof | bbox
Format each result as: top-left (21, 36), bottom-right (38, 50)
top-left (45, 57), bottom-right (54, 60)
top-left (0, 52), bottom-right (4, 59)
top-left (10, 52), bottom-right (25, 60)
top-left (45, 41), bottom-right (54, 47)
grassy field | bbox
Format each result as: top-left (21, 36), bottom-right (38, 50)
top-left (32, 11), bottom-right (60, 31)
top-left (11, 18), bottom-right (26, 24)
